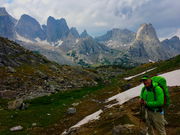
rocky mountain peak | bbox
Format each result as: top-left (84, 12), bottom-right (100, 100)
top-left (80, 30), bottom-right (91, 38)
top-left (96, 28), bottom-right (135, 42)
top-left (47, 16), bottom-right (55, 22)
top-left (47, 16), bottom-right (69, 42)
top-left (0, 7), bottom-right (16, 39)
top-left (136, 23), bottom-right (159, 42)
top-left (0, 7), bottom-right (9, 16)
top-left (70, 27), bottom-right (79, 38)
top-left (20, 14), bottom-right (34, 21)
top-left (15, 14), bottom-right (46, 40)
top-left (171, 36), bottom-right (180, 41)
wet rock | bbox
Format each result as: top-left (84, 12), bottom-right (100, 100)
top-left (10, 125), bottom-right (23, 131)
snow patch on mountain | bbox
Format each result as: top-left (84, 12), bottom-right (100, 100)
top-left (16, 33), bottom-right (34, 43)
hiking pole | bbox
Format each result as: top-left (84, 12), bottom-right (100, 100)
top-left (139, 103), bottom-right (143, 129)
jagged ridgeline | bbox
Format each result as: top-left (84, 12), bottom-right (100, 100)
top-left (0, 7), bottom-right (180, 66)
top-left (0, 37), bottom-right (101, 100)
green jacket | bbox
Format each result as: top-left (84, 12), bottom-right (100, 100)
top-left (140, 82), bottom-right (164, 109)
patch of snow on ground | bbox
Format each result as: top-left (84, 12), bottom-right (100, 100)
top-left (71, 109), bottom-right (103, 128)
top-left (108, 69), bottom-right (180, 107)
top-left (159, 69), bottom-right (180, 86)
top-left (62, 69), bottom-right (180, 134)
top-left (62, 110), bottom-right (103, 135)
top-left (124, 67), bottom-right (156, 80)
top-left (106, 84), bottom-right (143, 108)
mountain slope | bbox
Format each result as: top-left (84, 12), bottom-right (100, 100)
top-left (46, 16), bottom-right (70, 42)
top-left (95, 28), bottom-right (135, 50)
top-left (28, 54), bottom-right (180, 135)
top-left (66, 37), bottom-right (116, 66)
top-left (15, 14), bottom-right (46, 41)
top-left (0, 7), bottom-right (179, 66)
top-left (60, 55), bottom-right (180, 135)
top-left (129, 23), bottom-right (172, 62)
top-left (0, 37), bottom-right (100, 100)
top-left (0, 7), bottom-right (16, 39)
top-left (161, 36), bottom-right (180, 55)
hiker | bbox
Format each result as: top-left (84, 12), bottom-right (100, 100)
top-left (139, 75), bottom-right (170, 135)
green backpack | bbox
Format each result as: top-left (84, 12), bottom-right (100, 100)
top-left (151, 76), bottom-right (170, 106)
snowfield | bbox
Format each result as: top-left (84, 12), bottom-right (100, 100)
top-left (62, 69), bottom-right (180, 134)
top-left (124, 67), bottom-right (156, 80)
top-left (108, 69), bottom-right (180, 107)
top-left (62, 110), bottom-right (103, 135)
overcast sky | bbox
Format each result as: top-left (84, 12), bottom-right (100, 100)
top-left (0, 0), bottom-right (180, 38)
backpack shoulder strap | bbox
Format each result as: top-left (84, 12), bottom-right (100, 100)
top-left (152, 86), bottom-right (157, 101)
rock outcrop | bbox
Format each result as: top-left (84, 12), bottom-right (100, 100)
top-left (15, 14), bottom-right (46, 40)
top-left (0, 7), bottom-right (16, 39)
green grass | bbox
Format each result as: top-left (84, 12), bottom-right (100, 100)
top-left (0, 85), bottom-right (105, 135)
top-left (0, 55), bottom-right (179, 135)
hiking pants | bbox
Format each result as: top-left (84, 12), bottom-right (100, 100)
top-left (145, 109), bottom-right (167, 135)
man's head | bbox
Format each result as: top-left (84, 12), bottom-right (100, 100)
top-left (141, 75), bottom-right (152, 87)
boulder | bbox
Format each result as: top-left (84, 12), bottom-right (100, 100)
top-left (67, 107), bottom-right (76, 114)
top-left (112, 124), bottom-right (146, 135)
top-left (10, 125), bottom-right (23, 131)
top-left (8, 99), bottom-right (23, 110)
top-left (72, 102), bottom-right (79, 107)
top-left (112, 124), bottom-right (135, 135)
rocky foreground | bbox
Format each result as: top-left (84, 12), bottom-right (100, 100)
top-left (0, 37), bottom-right (101, 100)
top-left (60, 86), bottom-right (180, 135)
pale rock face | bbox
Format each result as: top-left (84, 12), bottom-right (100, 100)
top-left (129, 23), bottom-right (173, 62)
top-left (136, 23), bottom-right (159, 43)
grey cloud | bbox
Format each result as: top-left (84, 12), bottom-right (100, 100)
top-left (0, 0), bottom-right (179, 38)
